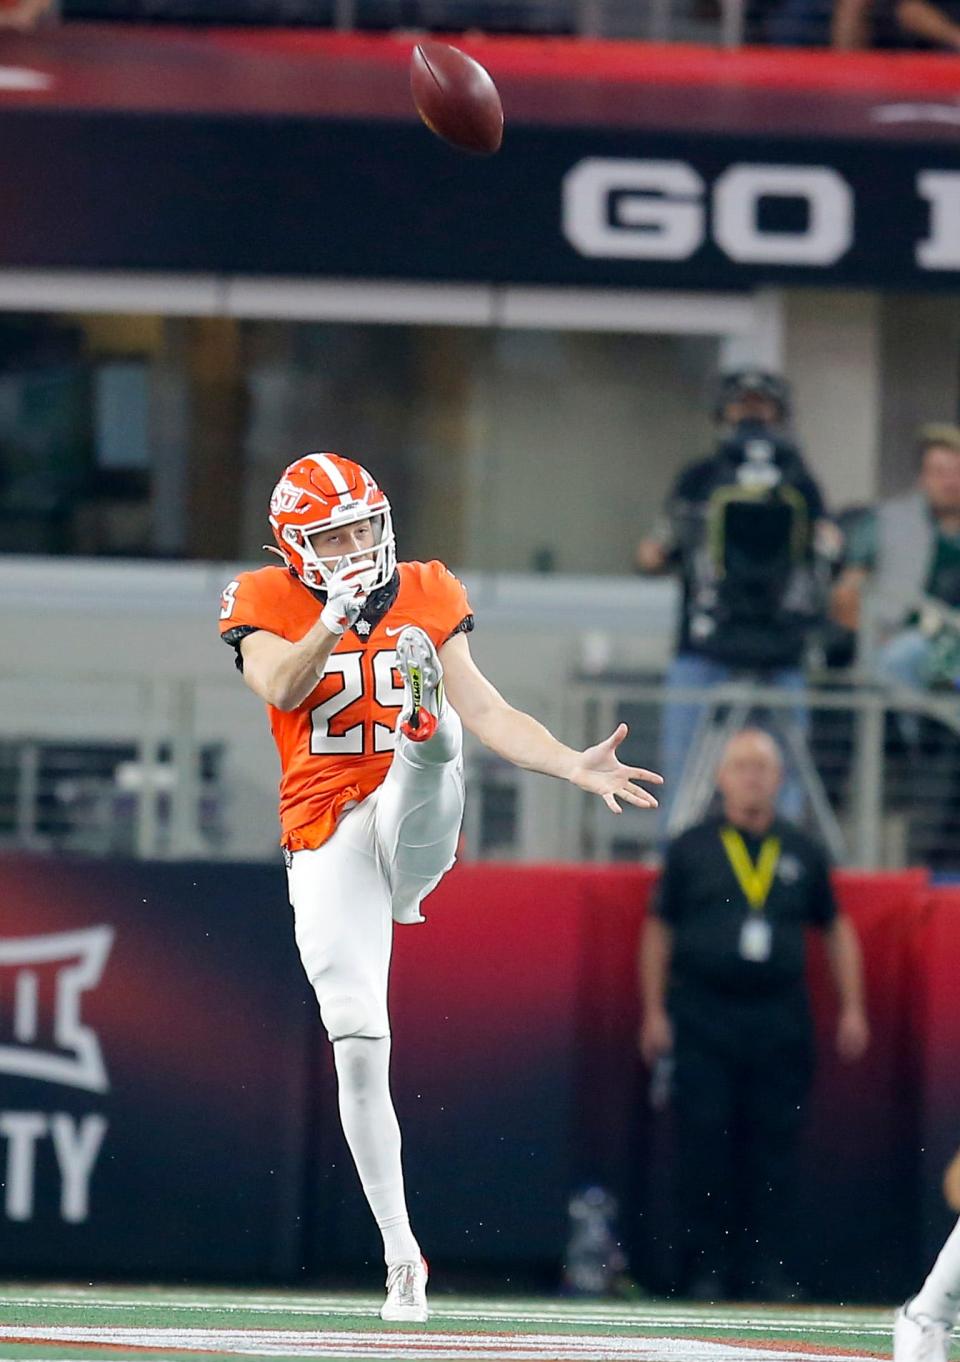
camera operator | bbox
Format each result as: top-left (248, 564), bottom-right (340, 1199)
top-left (636, 370), bottom-right (835, 834)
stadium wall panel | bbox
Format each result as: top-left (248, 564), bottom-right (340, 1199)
top-left (2, 30), bottom-right (960, 289)
top-left (0, 854), bottom-right (947, 1297)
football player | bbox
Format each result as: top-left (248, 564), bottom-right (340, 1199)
top-left (895, 1216), bottom-right (960, 1362)
top-left (219, 453), bottom-right (661, 1324)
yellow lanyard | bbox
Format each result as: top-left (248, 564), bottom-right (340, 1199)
top-left (720, 826), bottom-right (781, 913)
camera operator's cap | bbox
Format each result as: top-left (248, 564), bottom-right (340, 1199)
top-left (716, 369), bottom-right (792, 421)
top-left (916, 422), bottom-right (960, 456)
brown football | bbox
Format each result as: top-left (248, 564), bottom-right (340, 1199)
top-left (410, 41), bottom-right (503, 156)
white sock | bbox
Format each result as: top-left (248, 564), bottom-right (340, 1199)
top-left (912, 1216), bottom-right (960, 1326)
top-left (398, 705), bottom-right (462, 767)
top-left (333, 1036), bottom-right (421, 1267)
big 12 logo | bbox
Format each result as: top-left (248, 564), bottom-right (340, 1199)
top-left (0, 927), bottom-right (113, 1223)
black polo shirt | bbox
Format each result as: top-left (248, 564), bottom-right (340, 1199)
top-left (655, 815), bottom-right (837, 1001)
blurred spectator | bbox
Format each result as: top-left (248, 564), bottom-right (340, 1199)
top-left (636, 369), bottom-right (835, 834)
top-left (831, 0), bottom-right (873, 45)
top-left (832, 424), bottom-right (960, 692)
top-left (638, 728), bottom-right (869, 1302)
top-left (0, 0), bottom-right (58, 27)
top-left (830, 0), bottom-right (960, 48)
top-left (892, 0), bottom-right (960, 45)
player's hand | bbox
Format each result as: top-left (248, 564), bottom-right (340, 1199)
top-left (836, 1005), bottom-right (870, 1062)
top-left (639, 1008), bottom-right (673, 1066)
top-left (319, 557), bottom-right (376, 636)
top-left (568, 723), bottom-right (662, 813)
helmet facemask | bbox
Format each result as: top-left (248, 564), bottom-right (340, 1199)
top-left (268, 453), bottom-right (397, 593)
top-left (275, 502), bottom-right (396, 593)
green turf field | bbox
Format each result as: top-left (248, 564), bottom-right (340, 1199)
top-left (0, 1283), bottom-right (943, 1362)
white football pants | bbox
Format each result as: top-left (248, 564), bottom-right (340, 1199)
top-left (287, 706), bottom-right (464, 1040)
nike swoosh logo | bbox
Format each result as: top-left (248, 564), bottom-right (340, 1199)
top-left (384, 625), bottom-right (408, 636)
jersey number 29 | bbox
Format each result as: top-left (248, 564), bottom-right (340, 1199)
top-left (310, 651), bottom-right (404, 755)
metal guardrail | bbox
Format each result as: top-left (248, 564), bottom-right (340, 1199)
top-left (570, 675), bottom-right (960, 870)
top-left (3, 668), bottom-right (960, 868)
top-left (65, 0), bottom-right (745, 46)
top-left (327, 0), bottom-right (735, 40)
top-left (0, 673), bottom-right (226, 861)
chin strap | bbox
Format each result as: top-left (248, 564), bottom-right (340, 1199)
top-left (262, 545), bottom-right (286, 562)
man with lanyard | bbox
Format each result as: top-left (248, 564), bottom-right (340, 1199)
top-left (639, 728), bottom-right (869, 1302)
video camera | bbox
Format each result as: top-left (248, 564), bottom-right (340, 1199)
top-left (680, 424), bottom-right (826, 669)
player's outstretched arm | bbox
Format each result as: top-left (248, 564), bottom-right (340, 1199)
top-left (440, 633), bottom-right (661, 813)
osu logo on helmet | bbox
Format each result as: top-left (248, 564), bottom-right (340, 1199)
top-left (268, 453), bottom-right (397, 592)
top-left (270, 479), bottom-right (307, 517)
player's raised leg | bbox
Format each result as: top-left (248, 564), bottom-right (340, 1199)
top-left (895, 1215), bottom-right (960, 1362)
top-left (376, 625), bottom-right (465, 926)
top-left (287, 818), bottom-right (427, 1321)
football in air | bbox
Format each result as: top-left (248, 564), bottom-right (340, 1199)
top-left (410, 41), bottom-right (504, 155)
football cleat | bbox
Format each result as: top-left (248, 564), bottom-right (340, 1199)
top-left (894, 1305), bottom-right (952, 1362)
top-left (395, 627), bottom-right (444, 743)
top-left (380, 1255), bottom-right (429, 1324)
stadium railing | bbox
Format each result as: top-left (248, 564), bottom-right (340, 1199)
top-left (61, 0), bottom-right (742, 47)
top-left (3, 667), bottom-right (960, 870)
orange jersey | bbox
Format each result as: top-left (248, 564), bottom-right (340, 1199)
top-left (219, 561), bottom-right (472, 850)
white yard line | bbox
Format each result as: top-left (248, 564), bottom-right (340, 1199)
top-left (0, 1325), bottom-right (878, 1362)
top-left (0, 1296), bottom-right (882, 1318)
top-left (0, 1298), bottom-right (892, 1334)
top-left (0, 1289), bottom-right (884, 1314)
